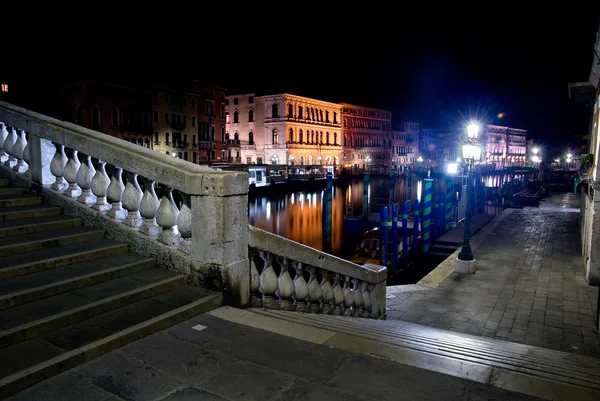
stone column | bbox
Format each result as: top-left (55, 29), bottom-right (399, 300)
top-left (27, 134), bottom-right (56, 186)
top-left (189, 173), bottom-right (249, 307)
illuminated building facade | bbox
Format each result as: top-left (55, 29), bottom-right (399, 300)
top-left (225, 93), bottom-right (264, 164)
top-left (341, 103), bottom-right (392, 171)
top-left (483, 124), bottom-right (527, 168)
top-left (259, 94), bottom-right (343, 169)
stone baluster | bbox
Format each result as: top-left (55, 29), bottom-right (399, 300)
top-left (122, 172), bottom-right (144, 228)
top-left (352, 279), bottom-right (364, 318)
top-left (259, 251), bottom-right (279, 309)
top-left (307, 266), bottom-right (323, 313)
top-left (250, 257), bottom-right (262, 307)
top-left (320, 271), bottom-right (334, 314)
top-left (156, 186), bottom-right (179, 245)
top-left (293, 261), bottom-right (309, 312)
top-left (22, 132), bottom-right (31, 176)
top-left (77, 154), bottom-right (96, 205)
top-left (106, 166), bottom-right (127, 220)
top-left (362, 282), bottom-right (373, 318)
top-left (50, 144), bottom-right (68, 191)
top-left (139, 179), bottom-right (161, 238)
top-left (277, 256), bottom-right (295, 311)
top-left (176, 192), bottom-right (191, 248)
top-left (0, 122), bottom-right (8, 162)
top-left (91, 160), bottom-right (111, 212)
top-left (3, 126), bottom-right (17, 167)
top-left (12, 129), bottom-right (28, 173)
top-left (63, 149), bottom-right (82, 198)
top-left (332, 273), bottom-right (344, 316)
top-left (343, 276), bottom-right (355, 316)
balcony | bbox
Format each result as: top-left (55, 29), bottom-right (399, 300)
top-left (227, 139), bottom-right (241, 147)
top-left (264, 143), bottom-right (287, 150)
top-left (286, 141), bottom-right (341, 150)
top-left (198, 141), bottom-right (215, 149)
top-left (170, 141), bottom-right (189, 149)
top-left (240, 140), bottom-right (256, 150)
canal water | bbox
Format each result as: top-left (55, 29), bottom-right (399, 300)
top-left (248, 173), bottom-right (521, 260)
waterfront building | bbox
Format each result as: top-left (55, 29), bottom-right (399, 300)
top-left (341, 103), bottom-right (393, 172)
top-left (225, 93), bottom-right (264, 164)
top-left (482, 124), bottom-right (527, 168)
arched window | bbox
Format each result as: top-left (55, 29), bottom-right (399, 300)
top-left (325, 110), bottom-right (329, 123)
top-left (272, 103), bottom-right (278, 118)
top-left (234, 132), bottom-right (239, 141)
top-left (287, 104), bottom-right (293, 118)
top-left (319, 109), bottom-right (323, 121)
top-left (326, 132), bottom-right (330, 144)
top-left (319, 131), bottom-right (323, 144)
top-left (91, 105), bottom-right (100, 127)
top-left (299, 129), bottom-right (303, 144)
top-left (225, 111), bottom-right (229, 124)
top-left (76, 105), bottom-right (83, 125)
top-left (308, 155), bottom-right (313, 165)
top-left (288, 128), bottom-right (293, 142)
top-left (272, 129), bottom-right (278, 144)
top-left (333, 112), bottom-right (337, 123)
top-left (311, 108), bottom-right (315, 120)
top-left (111, 108), bottom-right (119, 127)
top-left (288, 155), bottom-right (295, 166)
top-left (343, 135), bottom-right (347, 147)
top-left (225, 132), bottom-right (230, 142)
top-left (248, 109), bottom-right (254, 122)
top-left (300, 155), bottom-right (305, 165)
top-left (249, 131), bottom-right (254, 145)
top-left (233, 111), bottom-right (239, 123)
top-left (211, 125), bottom-right (215, 141)
top-left (334, 132), bottom-right (338, 145)
top-left (317, 155), bottom-right (323, 165)
top-left (326, 155), bottom-right (331, 165)
top-left (311, 130), bottom-right (315, 143)
top-left (298, 106), bottom-right (303, 119)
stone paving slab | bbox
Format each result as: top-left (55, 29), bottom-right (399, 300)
top-left (5, 314), bottom-right (542, 401)
top-left (386, 203), bottom-right (600, 358)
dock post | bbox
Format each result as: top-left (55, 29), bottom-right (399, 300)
top-left (413, 199), bottom-right (420, 258)
top-left (391, 203), bottom-right (399, 273)
top-left (402, 201), bottom-right (409, 265)
top-left (445, 177), bottom-right (453, 232)
top-left (379, 206), bottom-right (389, 267)
top-left (422, 178), bottom-right (433, 256)
top-left (362, 171), bottom-right (370, 223)
top-left (322, 171), bottom-right (333, 253)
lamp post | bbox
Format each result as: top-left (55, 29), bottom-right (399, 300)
top-left (455, 123), bottom-right (481, 274)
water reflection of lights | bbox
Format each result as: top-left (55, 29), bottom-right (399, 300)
top-left (290, 193), bottom-right (295, 204)
top-left (312, 193), bottom-right (317, 205)
top-left (266, 201), bottom-right (271, 220)
top-left (417, 180), bottom-right (422, 202)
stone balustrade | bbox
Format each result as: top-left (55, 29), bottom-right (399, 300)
top-left (0, 100), bottom-right (387, 315)
top-left (248, 226), bottom-right (387, 318)
top-left (0, 101), bottom-right (249, 307)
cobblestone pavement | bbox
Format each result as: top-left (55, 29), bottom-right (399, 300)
top-left (386, 205), bottom-right (600, 357)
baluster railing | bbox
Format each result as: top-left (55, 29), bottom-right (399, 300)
top-left (139, 179), bottom-right (161, 238)
top-left (107, 166), bottom-right (127, 220)
top-left (3, 126), bottom-right (17, 168)
top-left (0, 122), bottom-right (8, 163)
top-left (123, 172), bottom-right (143, 228)
top-left (50, 144), bottom-right (68, 192)
top-left (156, 186), bottom-right (179, 245)
top-left (77, 154), bottom-right (96, 205)
top-left (63, 149), bottom-right (82, 198)
top-left (91, 160), bottom-right (111, 212)
top-left (12, 129), bottom-right (28, 174)
top-left (248, 226), bottom-right (387, 319)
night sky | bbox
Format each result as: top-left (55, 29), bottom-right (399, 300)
top-left (7, 9), bottom-right (600, 153)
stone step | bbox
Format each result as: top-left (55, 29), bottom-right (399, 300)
top-left (0, 204), bottom-right (62, 222)
top-left (0, 286), bottom-right (222, 398)
top-left (0, 227), bottom-right (104, 257)
top-left (0, 179), bottom-right (8, 187)
top-left (0, 267), bottom-right (185, 347)
top-left (0, 240), bottom-right (129, 280)
top-left (0, 215), bottom-right (82, 239)
top-left (0, 194), bottom-right (41, 208)
top-left (0, 253), bottom-right (155, 310)
top-left (0, 187), bottom-right (25, 196)
top-left (245, 309), bottom-right (600, 401)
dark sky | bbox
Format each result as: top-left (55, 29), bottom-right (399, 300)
top-left (7, 9), bottom-right (600, 150)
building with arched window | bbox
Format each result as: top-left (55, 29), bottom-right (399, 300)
top-left (225, 93), bottom-right (261, 164)
top-left (58, 80), bottom-right (154, 149)
top-left (341, 103), bottom-right (393, 173)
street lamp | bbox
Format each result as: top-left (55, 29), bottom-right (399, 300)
top-left (456, 123), bottom-right (481, 274)
top-left (532, 147), bottom-right (539, 156)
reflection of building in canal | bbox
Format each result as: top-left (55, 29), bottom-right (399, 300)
top-left (285, 190), bottom-right (344, 254)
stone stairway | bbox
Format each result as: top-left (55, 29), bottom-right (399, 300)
top-left (0, 177), bottom-right (223, 399)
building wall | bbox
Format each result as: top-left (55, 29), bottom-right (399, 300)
top-left (225, 93), bottom-right (264, 164)
top-left (483, 125), bottom-right (527, 168)
top-left (341, 104), bottom-right (392, 171)
top-left (259, 94), bottom-right (343, 169)
top-left (59, 81), bottom-right (153, 148)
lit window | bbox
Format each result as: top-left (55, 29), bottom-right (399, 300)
top-left (1, 84), bottom-right (7, 92)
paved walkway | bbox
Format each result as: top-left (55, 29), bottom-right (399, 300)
top-left (5, 313), bottom-right (541, 401)
top-left (386, 194), bottom-right (600, 357)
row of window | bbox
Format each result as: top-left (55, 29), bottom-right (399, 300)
top-left (342, 107), bottom-right (390, 120)
top-left (76, 105), bottom-right (151, 129)
top-left (287, 128), bottom-right (338, 145)
top-left (153, 111), bottom-right (196, 127)
top-left (227, 109), bottom-right (254, 124)
top-left (281, 104), bottom-right (339, 124)
top-left (344, 118), bottom-right (389, 131)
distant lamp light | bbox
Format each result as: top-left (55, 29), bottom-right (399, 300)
top-left (462, 143), bottom-right (481, 161)
top-left (567, 153), bottom-right (572, 159)
top-left (532, 147), bottom-right (539, 155)
top-left (447, 163), bottom-right (459, 175)
top-left (467, 123), bottom-right (480, 140)
top-left (532, 155), bottom-right (539, 163)
top-left (456, 157), bottom-right (462, 163)
top-left (417, 156), bottom-right (423, 162)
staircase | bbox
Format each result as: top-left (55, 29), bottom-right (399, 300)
top-left (0, 177), bottom-right (223, 399)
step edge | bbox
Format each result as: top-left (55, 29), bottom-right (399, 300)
top-left (253, 310), bottom-right (600, 377)
top-left (1, 242), bottom-right (130, 272)
top-left (0, 292), bottom-right (223, 398)
top-left (0, 258), bottom-right (156, 310)
top-left (0, 217), bottom-right (82, 231)
top-left (0, 229), bottom-right (105, 251)
top-left (0, 274), bottom-right (187, 344)
top-left (0, 206), bottom-right (61, 215)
